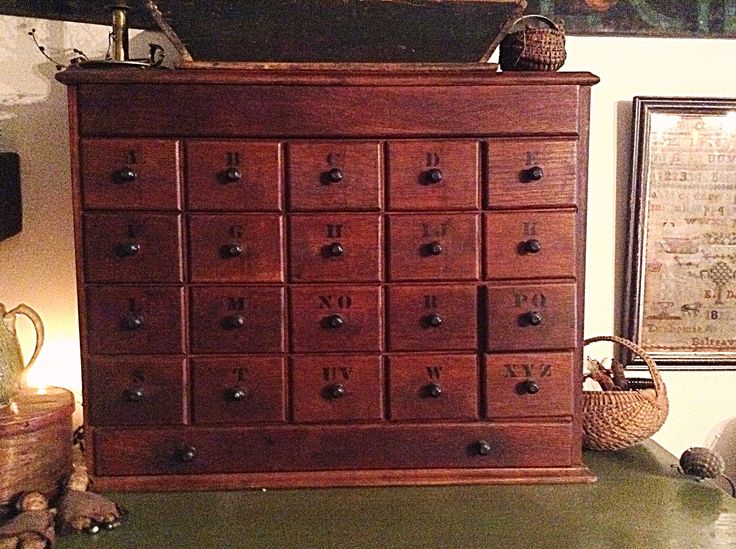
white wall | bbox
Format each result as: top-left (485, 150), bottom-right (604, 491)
top-left (0, 15), bottom-right (733, 457)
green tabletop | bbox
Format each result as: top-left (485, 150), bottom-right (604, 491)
top-left (56, 441), bottom-right (735, 548)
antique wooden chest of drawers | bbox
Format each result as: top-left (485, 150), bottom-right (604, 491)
top-left (58, 65), bottom-right (599, 489)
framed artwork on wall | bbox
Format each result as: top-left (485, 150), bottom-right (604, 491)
top-left (623, 96), bottom-right (736, 370)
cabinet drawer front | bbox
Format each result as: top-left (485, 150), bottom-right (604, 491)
top-left (83, 213), bottom-right (183, 283)
top-left (191, 357), bottom-right (286, 425)
top-left (288, 142), bottom-right (382, 211)
top-left (93, 422), bottom-right (573, 475)
top-left (290, 286), bottom-right (382, 352)
top-left (485, 352), bottom-right (574, 418)
top-left (292, 355), bottom-right (383, 423)
top-left (188, 214), bottom-right (284, 283)
top-left (86, 357), bottom-right (186, 426)
top-left (189, 286), bottom-right (285, 353)
top-left (186, 141), bottom-right (282, 211)
top-left (485, 210), bottom-right (577, 280)
top-left (487, 139), bottom-right (577, 209)
top-left (388, 214), bottom-right (480, 281)
top-left (388, 354), bottom-right (478, 421)
top-left (387, 141), bottom-right (480, 210)
top-left (487, 283), bottom-right (577, 351)
top-left (289, 214), bottom-right (382, 282)
top-left (388, 285), bottom-right (478, 351)
top-left (81, 138), bottom-right (181, 210)
top-left (86, 286), bottom-right (185, 355)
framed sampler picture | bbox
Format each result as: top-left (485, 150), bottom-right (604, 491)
top-left (624, 97), bottom-right (736, 369)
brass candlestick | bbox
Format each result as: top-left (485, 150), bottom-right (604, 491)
top-left (110, 3), bottom-right (131, 62)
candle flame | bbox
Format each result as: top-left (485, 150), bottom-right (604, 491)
top-left (9, 401), bottom-right (19, 415)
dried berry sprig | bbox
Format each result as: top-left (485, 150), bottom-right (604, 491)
top-left (28, 28), bottom-right (89, 70)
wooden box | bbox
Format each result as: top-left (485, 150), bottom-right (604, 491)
top-left (57, 64), bottom-right (598, 489)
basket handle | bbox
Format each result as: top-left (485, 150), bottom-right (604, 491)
top-left (583, 335), bottom-right (665, 397)
top-left (510, 14), bottom-right (561, 32)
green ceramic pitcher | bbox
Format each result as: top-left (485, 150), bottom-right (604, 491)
top-left (0, 303), bottom-right (44, 408)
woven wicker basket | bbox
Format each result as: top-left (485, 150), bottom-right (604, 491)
top-left (582, 336), bottom-right (669, 451)
top-left (499, 15), bottom-right (566, 71)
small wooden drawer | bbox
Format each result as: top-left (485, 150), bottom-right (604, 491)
top-left (487, 139), bottom-right (577, 209)
top-left (387, 285), bottom-right (477, 351)
top-left (188, 214), bottom-right (284, 283)
top-left (80, 138), bottom-right (181, 210)
top-left (191, 357), bottom-right (286, 425)
top-left (289, 214), bottom-right (382, 282)
top-left (292, 355), bottom-right (383, 423)
top-left (485, 352), bottom-right (574, 419)
top-left (485, 210), bottom-right (576, 280)
top-left (387, 141), bottom-right (479, 210)
top-left (189, 286), bottom-right (285, 354)
top-left (85, 286), bottom-right (184, 355)
top-left (388, 214), bottom-right (480, 281)
top-left (290, 286), bottom-right (382, 352)
top-left (388, 354), bottom-right (478, 421)
top-left (92, 422), bottom-right (573, 476)
top-left (83, 212), bottom-right (183, 283)
top-left (486, 282), bottom-right (577, 352)
top-left (86, 357), bottom-right (186, 426)
top-left (186, 141), bottom-right (282, 211)
top-left (288, 141), bottom-right (382, 211)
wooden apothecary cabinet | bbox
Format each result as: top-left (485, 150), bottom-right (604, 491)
top-left (57, 65), bottom-right (599, 489)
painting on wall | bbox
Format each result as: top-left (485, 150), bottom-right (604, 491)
top-left (1, 1), bottom-right (736, 39)
top-left (527, 0), bottom-right (736, 37)
top-left (623, 97), bottom-right (736, 370)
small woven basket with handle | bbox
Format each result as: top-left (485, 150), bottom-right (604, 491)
top-left (500, 14), bottom-right (566, 71)
top-left (583, 335), bottom-right (669, 451)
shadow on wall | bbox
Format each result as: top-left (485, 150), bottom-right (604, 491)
top-left (711, 418), bottom-right (736, 496)
top-left (614, 100), bottom-right (634, 343)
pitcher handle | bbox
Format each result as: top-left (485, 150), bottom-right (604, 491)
top-left (6, 304), bottom-right (45, 370)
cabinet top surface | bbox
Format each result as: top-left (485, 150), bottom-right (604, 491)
top-left (56, 64), bottom-right (599, 87)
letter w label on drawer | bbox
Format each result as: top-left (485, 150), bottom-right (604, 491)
top-left (485, 210), bottom-right (576, 279)
top-left (485, 352), bottom-right (574, 419)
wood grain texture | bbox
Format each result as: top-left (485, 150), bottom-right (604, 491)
top-left (59, 67), bottom-right (598, 488)
top-left (485, 352), bottom-right (574, 418)
top-left (387, 141), bottom-right (480, 210)
top-left (86, 357), bottom-right (187, 426)
top-left (387, 284), bottom-right (478, 351)
top-left (487, 138), bottom-right (578, 209)
top-left (189, 286), bottom-right (285, 354)
top-left (83, 212), bottom-right (183, 283)
top-left (388, 354), bottom-right (479, 421)
top-left (291, 355), bottom-right (383, 423)
top-left (486, 282), bottom-right (577, 352)
top-left (485, 210), bottom-right (577, 280)
top-left (92, 421), bottom-right (573, 476)
top-left (288, 142), bottom-right (382, 211)
top-left (388, 213), bottom-right (480, 281)
top-left (186, 141), bottom-right (282, 212)
top-left (289, 285), bottom-right (383, 352)
top-left (288, 214), bottom-right (382, 282)
top-left (191, 356), bottom-right (286, 425)
top-left (188, 214), bottom-right (284, 283)
top-left (74, 84), bottom-right (582, 138)
top-left (80, 138), bottom-right (181, 210)
top-left (85, 285), bottom-right (185, 355)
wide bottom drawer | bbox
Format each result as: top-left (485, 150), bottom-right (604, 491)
top-left (93, 422), bottom-right (573, 476)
